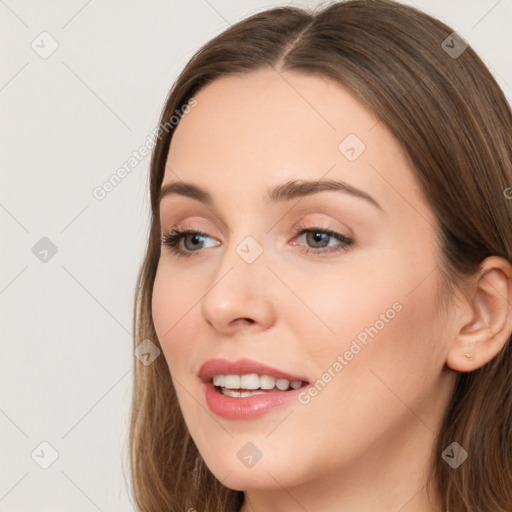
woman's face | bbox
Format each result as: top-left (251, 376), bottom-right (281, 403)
top-left (152, 69), bottom-right (457, 496)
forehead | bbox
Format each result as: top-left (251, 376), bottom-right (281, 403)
top-left (163, 68), bottom-right (431, 222)
top-left (168, 69), bottom-right (378, 163)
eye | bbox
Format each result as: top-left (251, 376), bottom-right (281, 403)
top-left (291, 222), bottom-right (354, 255)
top-left (160, 227), bottom-right (219, 259)
top-left (160, 223), bottom-right (354, 258)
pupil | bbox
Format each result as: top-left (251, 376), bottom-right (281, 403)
top-left (187, 234), bottom-right (203, 248)
top-left (309, 231), bottom-right (328, 247)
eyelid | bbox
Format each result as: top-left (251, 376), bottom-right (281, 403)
top-left (162, 211), bottom-right (351, 235)
top-left (160, 219), bottom-right (355, 259)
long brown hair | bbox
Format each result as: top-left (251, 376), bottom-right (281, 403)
top-left (126, 1), bottom-right (512, 510)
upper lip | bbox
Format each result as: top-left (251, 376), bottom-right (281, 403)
top-left (199, 358), bottom-right (308, 383)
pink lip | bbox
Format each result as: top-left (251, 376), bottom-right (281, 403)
top-left (199, 358), bottom-right (307, 383)
top-left (199, 358), bottom-right (309, 420)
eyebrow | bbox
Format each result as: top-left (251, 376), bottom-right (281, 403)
top-left (158, 179), bottom-right (383, 211)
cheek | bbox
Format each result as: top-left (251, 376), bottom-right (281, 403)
top-left (294, 242), bottom-right (445, 397)
top-left (280, 257), bottom-right (402, 367)
top-left (151, 263), bottom-right (196, 375)
top-left (151, 266), bottom-right (173, 348)
top-left (297, 260), bottom-right (446, 432)
top-left (262, 274), bottom-right (444, 483)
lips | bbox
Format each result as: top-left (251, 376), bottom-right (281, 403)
top-left (198, 358), bottom-right (310, 419)
top-left (198, 358), bottom-right (308, 383)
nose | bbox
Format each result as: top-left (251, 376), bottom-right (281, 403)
top-left (200, 237), bottom-right (277, 335)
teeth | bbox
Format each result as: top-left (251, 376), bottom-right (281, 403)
top-left (224, 375), bottom-right (241, 389)
top-left (213, 375), bottom-right (224, 387)
top-left (260, 375), bottom-right (275, 389)
top-left (276, 378), bottom-right (290, 390)
top-left (221, 388), bottom-right (266, 398)
top-left (240, 373), bottom-right (260, 389)
top-left (212, 374), bottom-right (305, 391)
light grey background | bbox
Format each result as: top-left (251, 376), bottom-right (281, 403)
top-left (0, 0), bottom-right (510, 510)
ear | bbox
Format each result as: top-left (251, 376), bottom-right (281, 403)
top-left (446, 256), bottom-right (512, 372)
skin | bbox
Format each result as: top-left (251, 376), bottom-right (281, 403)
top-left (151, 68), bottom-right (512, 512)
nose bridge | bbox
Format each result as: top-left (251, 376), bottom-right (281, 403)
top-left (217, 210), bottom-right (271, 272)
top-left (208, 228), bottom-right (269, 299)
top-left (199, 227), bottom-right (276, 331)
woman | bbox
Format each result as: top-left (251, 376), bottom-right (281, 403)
top-left (128, 1), bottom-right (512, 510)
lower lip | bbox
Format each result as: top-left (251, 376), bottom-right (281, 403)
top-left (203, 381), bottom-right (305, 419)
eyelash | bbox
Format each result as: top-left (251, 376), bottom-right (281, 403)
top-left (160, 222), bottom-right (354, 259)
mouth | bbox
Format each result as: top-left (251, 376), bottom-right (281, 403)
top-left (199, 358), bottom-right (310, 419)
top-left (212, 373), bottom-right (308, 397)
top-left (211, 372), bottom-right (309, 397)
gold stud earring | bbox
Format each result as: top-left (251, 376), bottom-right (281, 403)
top-left (464, 352), bottom-right (474, 360)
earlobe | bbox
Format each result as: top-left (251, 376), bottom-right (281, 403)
top-left (446, 256), bottom-right (512, 373)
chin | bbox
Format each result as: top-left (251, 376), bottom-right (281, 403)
top-left (193, 436), bottom-right (311, 492)
top-left (207, 461), bottom-right (299, 492)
